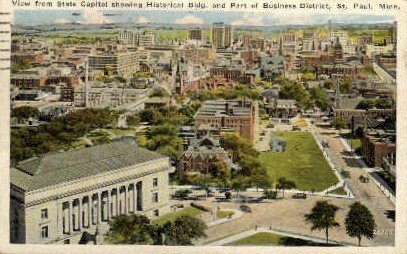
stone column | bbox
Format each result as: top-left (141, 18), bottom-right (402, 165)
top-left (124, 186), bottom-right (128, 214)
top-left (78, 199), bottom-right (82, 231)
top-left (133, 183), bottom-right (137, 213)
top-left (107, 189), bottom-right (111, 221)
top-left (58, 201), bottom-right (63, 236)
top-left (69, 201), bottom-right (73, 234)
top-left (97, 193), bottom-right (102, 223)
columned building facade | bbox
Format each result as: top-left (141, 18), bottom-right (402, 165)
top-left (10, 139), bottom-right (174, 244)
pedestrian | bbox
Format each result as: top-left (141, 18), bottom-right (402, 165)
top-left (255, 225), bottom-right (258, 231)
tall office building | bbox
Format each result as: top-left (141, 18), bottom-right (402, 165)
top-left (188, 27), bottom-right (203, 41)
top-left (211, 22), bottom-right (233, 49)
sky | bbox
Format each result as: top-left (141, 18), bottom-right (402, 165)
top-left (13, 10), bottom-right (394, 26)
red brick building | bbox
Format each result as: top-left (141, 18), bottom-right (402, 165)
top-left (361, 130), bottom-right (396, 167)
top-left (194, 99), bottom-right (259, 142)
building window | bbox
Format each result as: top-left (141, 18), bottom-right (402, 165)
top-left (41, 226), bottom-right (49, 238)
top-left (152, 192), bottom-right (159, 203)
top-left (154, 209), bottom-right (159, 217)
top-left (41, 208), bottom-right (48, 219)
top-left (153, 178), bottom-right (158, 188)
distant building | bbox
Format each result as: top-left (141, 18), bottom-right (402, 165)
top-left (361, 130), bottom-right (396, 168)
top-left (119, 29), bottom-right (155, 46)
top-left (73, 85), bottom-right (148, 108)
top-left (144, 97), bottom-right (178, 109)
top-left (88, 51), bottom-right (138, 78)
top-left (211, 23), bottom-right (233, 49)
top-left (10, 139), bottom-right (174, 244)
top-left (194, 99), bottom-right (259, 142)
top-left (267, 99), bottom-right (299, 121)
top-left (179, 135), bottom-right (237, 175)
top-left (188, 27), bottom-right (203, 41)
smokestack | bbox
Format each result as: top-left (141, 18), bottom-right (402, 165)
top-left (85, 59), bottom-right (89, 107)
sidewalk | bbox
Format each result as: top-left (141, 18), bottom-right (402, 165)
top-left (206, 227), bottom-right (346, 246)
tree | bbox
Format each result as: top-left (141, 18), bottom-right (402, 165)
top-left (150, 88), bottom-right (169, 98)
top-left (160, 215), bottom-right (207, 245)
top-left (339, 77), bottom-right (352, 94)
top-left (305, 201), bottom-right (340, 244)
top-left (126, 114), bottom-right (141, 126)
top-left (276, 177), bottom-right (296, 198)
top-left (104, 214), bottom-right (153, 244)
top-left (310, 87), bottom-right (331, 111)
top-left (332, 117), bottom-right (346, 130)
top-left (356, 99), bottom-right (376, 110)
top-left (231, 176), bottom-right (250, 200)
top-left (11, 106), bottom-right (40, 123)
top-left (323, 79), bottom-right (334, 90)
top-left (345, 202), bottom-right (375, 246)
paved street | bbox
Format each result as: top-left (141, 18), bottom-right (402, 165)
top-left (190, 122), bottom-right (395, 247)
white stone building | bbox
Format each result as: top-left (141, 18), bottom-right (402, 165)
top-left (10, 139), bottom-right (174, 244)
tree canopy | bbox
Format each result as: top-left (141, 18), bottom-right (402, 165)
top-left (305, 201), bottom-right (340, 244)
top-left (345, 202), bottom-right (375, 246)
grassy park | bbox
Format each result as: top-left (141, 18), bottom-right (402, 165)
top-left (226, 232), bottom-right (334, 246)
top-left (216, 211), bottom-right (234, 220)
top-left (259, 131), bottom-right (338, 191)
top-left (152, 206), bottom-right (205, 225)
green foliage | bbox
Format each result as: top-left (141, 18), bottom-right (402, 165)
top-left (117, 76), bottom-right (127, 83)
top-left (356, 99), bottom-right (392, 110)
top-left (278, 80), bottom-right (313, 110)
top-left (11, 108), bottom-right (119, 163)
top-left (263, 190), bottom-right (278, 199)
top-left (11, 106), bottom-right (40, 122)
top-left (220, 133), bottom-right (258, 163)
top-left (105, 214), bottom-right (153, 244)
top-left (150, 88), bottom-right (169, 98)
top-left (146, 124), bottom-right (184, 158)
top-left (276, 177), bottom-right (296, 197)
top-left (187, 83), bottom-right (262, 102)
top-left (345, 202), bottom-right (375, 246)
top-left (159, 215), bottom-right (207, 245)
top-left (332, 117), bottom-right (347, 130)
top-left (339, 77), bottom-right (352, 94)
top-left (134, 71), bottom-right (153, 79)
top-left (11, 59), bottom-right (32, 73)
top-left (310, 87), bottom-right (331, 111)
top-left (305, 201), bottom-right (340, 244)
top-left (323, 79), bottom-right (334, 90)
top-left (126, 114), bottom-right (141, 126)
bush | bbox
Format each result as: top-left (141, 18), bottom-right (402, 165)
top-left (263, 190), bottom-right (277, 199)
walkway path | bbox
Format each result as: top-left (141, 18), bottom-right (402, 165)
top-left (206, 227), bottom-right (345, 246)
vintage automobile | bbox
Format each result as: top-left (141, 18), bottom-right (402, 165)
top-left (292, 193), bottom-right (307, 199)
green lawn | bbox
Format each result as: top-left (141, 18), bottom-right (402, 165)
top-left (226, 232), bottom-right (334, 246)
top-left (329, 187), bottom-right (347, 195)
top-left (216, 211), bottom-right (234, 220)
top-left (259, 131), bottom-right (338, 191)
top-left (152, 206), bottom-right (205, 225)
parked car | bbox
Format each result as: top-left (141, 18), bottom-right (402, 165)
top-left (359, 175), bottom-right (370, 183)
top-left (267, 124), bottom-right (275, 128)
top-left (240, 204), bottom-right (252, 213)
top-left (292, 193), bottom-right (307, 199)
